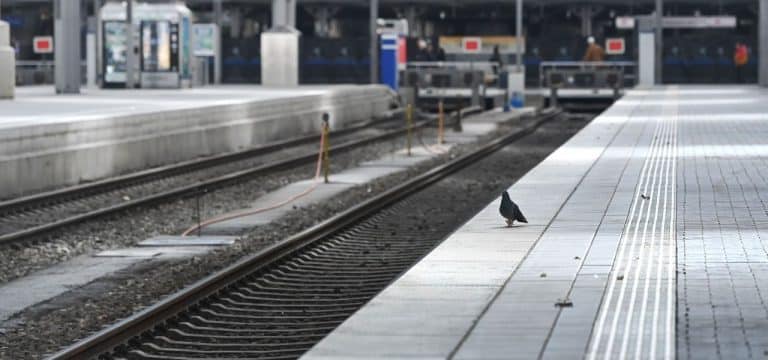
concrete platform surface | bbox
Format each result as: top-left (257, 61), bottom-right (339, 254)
top-left (0, 85), bottom-right (395, 198)
top-left (301, 86), bottom-right (768, 360)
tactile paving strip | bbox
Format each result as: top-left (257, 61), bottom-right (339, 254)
top-left (588, 87), bottom-right (679, 360)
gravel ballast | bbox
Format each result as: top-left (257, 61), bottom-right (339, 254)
top-left (0, 113), bottom-right (589, 359)
top-left (0, 126), bottom-right (412, 285)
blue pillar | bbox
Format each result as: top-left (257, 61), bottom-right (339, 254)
top-left (380, 34), bottom-right (398, 90)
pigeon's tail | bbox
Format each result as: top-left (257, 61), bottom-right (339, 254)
top-left (514, 207), bottom-right (528, 223)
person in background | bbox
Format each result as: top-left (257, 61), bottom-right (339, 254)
top-left (435, 46), bottom-right (447, 62)
top-left (413, 39), bottom-right (430, 61)
top-left (426, 42), bottom-right (437, 61)
top-left (490, 45), bottom-right (503, 74)
top-left (582, 36), bottom-right (605, 62)
top-left (734, 42), bottom-right (749, 83)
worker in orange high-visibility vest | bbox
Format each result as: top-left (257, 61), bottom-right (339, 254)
top-left (734, 42), bottom-right (749, 83)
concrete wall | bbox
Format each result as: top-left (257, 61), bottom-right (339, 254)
top-left (0, 85), bottom-right (396, 198)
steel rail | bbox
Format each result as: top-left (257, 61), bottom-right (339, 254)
top-left (0, 108), bottom-right (481, 247)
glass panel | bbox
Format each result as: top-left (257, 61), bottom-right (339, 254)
top-left (142, 21), bottom-right (172, 71)
top-left (103, 21), bottom-right (127, 83)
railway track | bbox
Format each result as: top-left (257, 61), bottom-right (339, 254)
top-left (48, 109), bottom-right (561, 360)
top-left (0, 109), bottom-right (469, 247)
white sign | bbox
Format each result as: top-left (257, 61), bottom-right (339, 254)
top-left (462, 37), bottom-right (482, 54)
top-left (605, 38), bottom-right (626, 55)
top-left (33, 36), bottom-right (53, 54)
top-left (663, 16), bottom-right (736, 29)
top-left (192, 24), bottom-right (217, 57)
top-left (615, 17), bottom-right (636, 29)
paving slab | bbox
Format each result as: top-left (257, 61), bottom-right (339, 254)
top-left (95, 246), bottom-right (216, 258)
top-left (0, 255), bottom-right (140, 323)
top-left (137, 235), bottom-right (238, 246)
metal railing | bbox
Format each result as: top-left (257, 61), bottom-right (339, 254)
top-left (539, 61), bottom-right (637, 88)
top-left (408, 61), bottom-right (519, 73)
top-left (15, 60), bottom-right (88, 86)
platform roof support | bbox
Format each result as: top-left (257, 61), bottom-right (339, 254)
top-left (654, 0), bottom-right (663, 84)
top-left (125, 0), bottom-right (135, 88)
top-left (272, 0), bottom-right (296, 28)
top-left (515, 0), bottom-right (522, 72)
top-left (213, 0), bottom-right (223, 84)
top-left (54, 0), bottom-right (81, 94)
top-left (370, 0), bottom-right (378, 84)
top-left (760, 0), bottom-right (768, 86)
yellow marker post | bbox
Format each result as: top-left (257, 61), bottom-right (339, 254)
top-left (406, 104), bottom-right (413, 156)
top-left (322, 120), bottom-right (330, 183)
top-left (438, 100), bottom-right (445, 145)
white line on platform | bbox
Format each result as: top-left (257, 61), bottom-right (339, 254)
top-left (588, 94), bottom-right (661, 360)
top-left (588, 86), bottom-right (679, 359)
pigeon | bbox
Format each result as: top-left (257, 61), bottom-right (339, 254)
top-left (500, 191), bottom-right (528, 227)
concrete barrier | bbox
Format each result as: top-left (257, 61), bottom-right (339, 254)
top-left (0, 21), bottom-right (15, 100)
top-left (0, 85), bottom-right (396, 198)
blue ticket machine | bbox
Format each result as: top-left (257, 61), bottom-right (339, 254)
top-left (379, 34), bottom-right (399, 91)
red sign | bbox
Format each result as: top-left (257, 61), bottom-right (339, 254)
top-left (605, 38), bottom-right (625, 55)
top-left (462, 37), bottom-right (482, 53)
top-left (33, 36), bottom-right (53, 54)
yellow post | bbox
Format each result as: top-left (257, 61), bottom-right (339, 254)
top-left (406, 103), bottom-right (413, 156)
top-left (322, 120), bottom-right (330, 183)
top-left (438, 100), bottom-right (445, 145)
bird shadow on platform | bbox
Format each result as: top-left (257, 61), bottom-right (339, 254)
top-left (491, 225), bottom-right (526, 229)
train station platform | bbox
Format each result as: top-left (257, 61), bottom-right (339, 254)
top-left (302, 86), bottom-right (768, 359)
top-left (0, 85), bottom-right (396, 198)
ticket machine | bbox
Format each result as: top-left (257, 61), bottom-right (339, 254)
top-left (99, 2), bottom-right (194, 88)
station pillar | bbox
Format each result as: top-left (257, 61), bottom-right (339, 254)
top-left (54, 0), bottom-right (81, 94)
top-left (213, 0), bottom-right (223, 84)
top-left (636, 16), bottom-right (659, 87)
top-left (654, 0), bottom-right (663, 84)
top-left (370, 0), bottom-right (378, 84)
top-left (0, 0), bottom-right (15, 99)
top-left (760, 0), bottom-right (768, 86)
top-left (261, 0), bottom-right (300, 86)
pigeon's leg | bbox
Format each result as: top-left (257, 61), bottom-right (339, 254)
top-left (506, 219), bottom-right (513, 227)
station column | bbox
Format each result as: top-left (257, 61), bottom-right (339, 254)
top-left (213, 0), bottom-right (223, 84)
top-left (654, 0), bottom-right (663, 84)
top-left (0, 0), bottom-right (16, 99)
top-left (370, 0), bottom-right (378, 84)
top-left (760, 0), bottom-right (768, 86)
top-left (54, 0), bottom-right (81, 94)
top-left (261, 0), bottom-right (300, 86)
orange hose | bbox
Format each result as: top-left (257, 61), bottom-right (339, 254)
top-left (417, 127), bottom-right (449, 155)
top-left (181, 128), bottom-right (327, 236)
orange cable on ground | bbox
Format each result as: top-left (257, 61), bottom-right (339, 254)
top-left (181, 125), bottom-right (328, 236)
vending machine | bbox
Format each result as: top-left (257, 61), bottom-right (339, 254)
top-left (99, 2), bottom-right (193, 88)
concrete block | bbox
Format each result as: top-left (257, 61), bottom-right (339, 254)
top-left (260, 29), bottom-right (300, 87)
top-left (0, 86), bottom-right (395, 198)
top-left (0, 22), bottom-right (14, 100)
